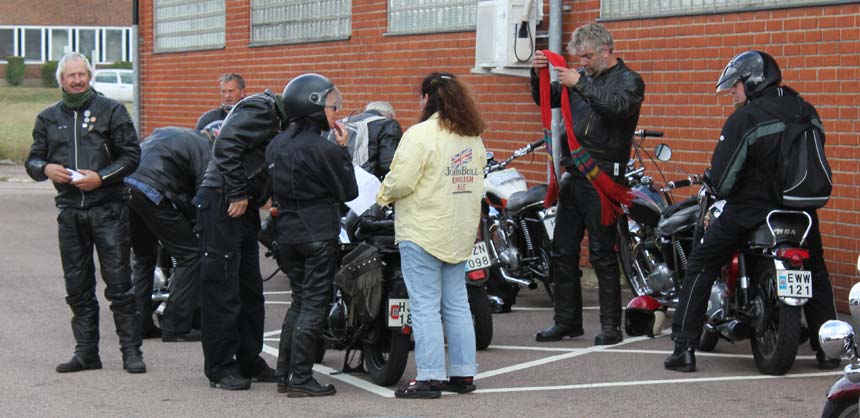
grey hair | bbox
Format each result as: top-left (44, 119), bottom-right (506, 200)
top-left (56, 52), bottom-right (94, 87)
top-left (567, 23), bottom-right (615, 55)
top-left (365, 101), bottom-right (396, 118)
top-left (219, 73), bottom-right (246, 90)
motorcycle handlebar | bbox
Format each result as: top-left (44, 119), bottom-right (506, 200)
top-left (661, 174), bottom-right (702, 192)
top-left (528, 137), bottom-right (546, 150)
top-left (634, 129), bottom-right (664, 138)
top-left (486, 138), bottom-right (546, 173)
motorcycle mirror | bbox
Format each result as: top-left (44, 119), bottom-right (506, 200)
top-left (486, 151), bottom-right (495, 161)
top-left (849, 281), bottom-right (860, 320)
top-left (818, 320), bottom-right (855, 360)
top-left (654, 143), bottom-right (672, 162)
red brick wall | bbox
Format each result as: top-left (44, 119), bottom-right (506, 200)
top-left (139, 1), bottom-right (860, 304)
top-left (0, 0), bottom-right (132, 26)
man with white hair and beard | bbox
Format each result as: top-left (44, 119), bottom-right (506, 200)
top-left (25, 52), bottom-right (144, 374)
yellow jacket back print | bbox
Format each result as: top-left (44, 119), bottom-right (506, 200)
top-left (376, 114), bottom-right (486, 264)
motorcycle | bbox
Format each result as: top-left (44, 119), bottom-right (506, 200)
top-left (818, 263), bottom-right (860, 418)
top-left (482, 137), bottom-right (556, 311)
top-left (655, 172), bottom-right (814, 375)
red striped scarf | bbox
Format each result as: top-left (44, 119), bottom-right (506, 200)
top-left (539, 50), bottom-right (633, 226)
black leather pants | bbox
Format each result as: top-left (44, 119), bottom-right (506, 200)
top-left (550, 173), bottom-right (622, 328)
top-left (129, 188), bottom-right (201, 334)
top-left (276, 240), bottom-right (338, 384)
top-left (196, 188), bottom-right (267, 381)
top-left (57, 201), bottom-right (141, 356)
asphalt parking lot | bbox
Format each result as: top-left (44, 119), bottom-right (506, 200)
top-left (0, 164), bottom-right (845, 418)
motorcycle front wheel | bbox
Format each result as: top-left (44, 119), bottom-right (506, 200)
top-left (468, 285), bottom-right (494, 350)
top-left (616, 215), bottom-right (651, 297)
top-left (750, 261), bottom-right (802, 375)
top-left (363, 329), bottom-right (410, 386)
top-left (822, 398), bottom-right (859, 418)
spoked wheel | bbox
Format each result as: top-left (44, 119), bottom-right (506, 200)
top-left (617, 215), bottom-right (652, 298)
top-left (538, 246), bottom-right (554, 302)
top-left (363, 329), bottom-right (410, 386)
top-left (749, 261), bottom-right (801, 375)
top-left (468, 285), bottom-right (494, 350)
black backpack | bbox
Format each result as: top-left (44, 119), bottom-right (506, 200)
top-left (757, 96), bottom-right (833, 209)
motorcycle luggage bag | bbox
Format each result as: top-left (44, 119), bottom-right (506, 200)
top-left (335, 243), bottom-right (384, 323)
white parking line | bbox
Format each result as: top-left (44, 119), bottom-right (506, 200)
top-left (263, 291), bottom-right (292, 295)
top-left (488, 345), bottom-right (581, 352)
top-left (265, 301), bottom-right (292, 305)
top-left (472, 370), bottom-right (842, 394)
top-left (602, 348), bottom-right (817, 360)
top-left (260, 343), bottom-right (395, 397)
top-left (475, 335), bottom-right (659, 381)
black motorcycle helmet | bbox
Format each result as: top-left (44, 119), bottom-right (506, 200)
top-left (716, 50), bottom-right (782, 98)
top-left (281, 73), bottom-right (342, 129)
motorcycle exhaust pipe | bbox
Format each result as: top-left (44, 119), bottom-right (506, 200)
top-left (499, 267), bottom-right (536, 288)
top-left (715, 320), bottom-right (751, 342)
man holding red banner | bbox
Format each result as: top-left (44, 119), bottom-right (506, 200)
top-left (530, 23), bottom-right (645, 345)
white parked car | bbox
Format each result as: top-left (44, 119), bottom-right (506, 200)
top-left (91, 69), bottom-right (134, 102)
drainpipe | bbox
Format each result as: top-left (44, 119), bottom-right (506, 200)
top-left (548, 0), bottom-right (563, 183)
top-left (132, 0), bottom-right (140, 132)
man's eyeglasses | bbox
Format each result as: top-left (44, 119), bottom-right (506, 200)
top-left (325, 104), bottom-right (339, 112)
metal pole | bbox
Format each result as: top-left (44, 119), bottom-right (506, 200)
top-left (548, 0), bottom-right (563, 183)
top-left (132, 0), bottom-right (140, 133)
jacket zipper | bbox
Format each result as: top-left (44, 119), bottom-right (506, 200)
top-left (584, 112), bottom-right (593, 137)
top-left (74, 111), bottom-right (85, 207)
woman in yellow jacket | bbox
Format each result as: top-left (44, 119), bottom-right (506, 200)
top-left (377, 72), bottom-right (486, 399)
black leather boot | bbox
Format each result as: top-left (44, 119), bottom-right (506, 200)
top-left (594, 325), bottom-right (623, 345)
top-left (286, 377), bottom-right (336, 397)
top-left (535, 323), bottom-right (585, 342)
top-left (56, 354), bottom-right (102, 373)
top-left (664, 341), bottom-right (696, 372)
top-left (122, 350), bottom-right (147, 374)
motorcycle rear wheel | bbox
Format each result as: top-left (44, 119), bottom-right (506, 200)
top-left (363, 329), bottom-right (410, 386)
top-left (750, 262), bottom-right (802, 376)
top-left (468, 285), bottom-right (494, 350)
top-left (822, 399), bottom-right (859, 418)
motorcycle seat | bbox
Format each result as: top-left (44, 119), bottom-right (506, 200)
top-left (507, 184), bottom-right (548, 215)
top-left (661, 196), bottom-right (698, 218)
top-left (747, 211), bottom-right (810, 248)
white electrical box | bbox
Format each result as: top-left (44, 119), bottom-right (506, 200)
top-left (473, 0), bottom-right (541, 78)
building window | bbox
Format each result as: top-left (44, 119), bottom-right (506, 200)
top-left (0, 28), bottom-right (14, 61)
top-left (388, 0), bottom-right (477, 35)
top-left (23, 28), bottom-right (44, 62)
top-left (250, 0), bottom-right (351, 46)
top-left (77, 29), bottom-right (98, 63)
top-left (103, 29), bottom-right (125, 62)
top-left (601, 0), bottom-right (846, 20)
top-left (50, 28), bottom-right (71, 61)
top-left (154, 0), bottom-right (225, 53)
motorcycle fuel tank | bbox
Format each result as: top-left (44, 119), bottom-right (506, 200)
top-left (485, 168), bottom-right (528, 207)
top-left (628, 185), bottom-right (666, 227)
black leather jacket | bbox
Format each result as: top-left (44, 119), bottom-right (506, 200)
top-left (200, 91), bottom-right (284, 205)
top-left (711, 86), bottom-right (822, 216)
top-left (267, 123), bottom-right (358, 244)
top-left (128, 126), bottom-right (212, 208)
top-left (25, 94), bottom-right (140, 208)
top-left (335, 110), bottom-right (402, 179)
top-left (530, 58), bottom-right (645, 166)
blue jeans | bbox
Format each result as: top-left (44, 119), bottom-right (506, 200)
top-left (399, 241), bottom-right (477, 381)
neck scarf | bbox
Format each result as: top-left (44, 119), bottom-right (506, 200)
top-left (539, 50), bottom-right (632, 226)
top-left (62, 87), bottom-right (95, 110)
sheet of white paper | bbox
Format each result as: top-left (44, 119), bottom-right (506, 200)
top-left (68, 168), bottom-right (85, 182)
top-left (345, 166), bottom-right (381, 216)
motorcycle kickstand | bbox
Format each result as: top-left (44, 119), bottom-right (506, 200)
top-left (333, 347), bottom-right (365, 375)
